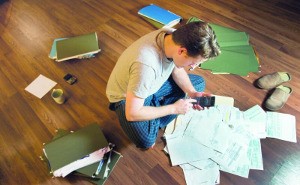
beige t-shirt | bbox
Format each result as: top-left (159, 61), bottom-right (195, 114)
top-left (106, 29), bottom-right (175, 103)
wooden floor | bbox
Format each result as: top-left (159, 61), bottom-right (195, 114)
top-left (0, 0), bottom-right (299, 184)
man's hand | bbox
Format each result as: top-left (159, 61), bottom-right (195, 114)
top-left (188, 92), bottom-right (212, 110)
top-left (173, 98), bottom-right (197, 115)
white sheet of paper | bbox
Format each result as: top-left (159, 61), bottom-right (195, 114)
top-left (216, 105), bottom-right (243, 127)
top-left (214, 95), bottom-right (234, 106)
top-left (25, 74), bottom-right (57, 99)
top-left (220, 160), bottom-right (250, 178)
top-left (243, 105), bottom-right (267, 138)
top-left (184, 109), bottom-right (232, 153)
top-left (166, 136), bottom-right (217, 166)
top-left (211, 127), bottom-right (251, 177)
top-left (248, 138), bottom-right (263, 170)
top-left (180, 163), bottom-right (220, 185)
top-left (165, 109), bottom-right (195, 135)
top-left (188, 159), bottom-right (217, 170)
top-left (266, 112), bottom-right (297, 143)
top-left (244, 105), bottom-right (266, 121)
top-left (217, 134), bottom-right (251, 178)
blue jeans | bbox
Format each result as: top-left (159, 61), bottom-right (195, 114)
top-left (109, 74), bottom-right (205, 148)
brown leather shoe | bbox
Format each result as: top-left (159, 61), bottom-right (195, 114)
top-left (256, 72), bottom-right (291, 90)
top-left (265, 85), bottom-right (292, 111)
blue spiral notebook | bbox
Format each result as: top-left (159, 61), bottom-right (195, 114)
top-left (138, 4), bottom-right (182, 27)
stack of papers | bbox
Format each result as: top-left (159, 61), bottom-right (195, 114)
top-left (164, 105), bottom-right (296, 185)
top-left (187, 17), bottom-right (260, 76)
top-left (42, 123), bottom-right (122, 185)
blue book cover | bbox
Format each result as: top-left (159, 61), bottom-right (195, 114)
top-left (138, 4), bottom-right (182, 26)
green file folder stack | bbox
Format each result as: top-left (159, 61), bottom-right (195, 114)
top-left (139, 13), bottom-right (259, 76)
top-left (42, 123), bottom-right (122, 185)
top-left (187, 17), bottom-right (260, 76)
top-left (49, 32), bottom-right (101, 62)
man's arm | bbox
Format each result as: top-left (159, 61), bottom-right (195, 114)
top-left (125, 91), bottom-right (195, 121)
top-left (171, 67), bottom-right (197, 96)
top-left (172, 67), bottom-right (211, 110)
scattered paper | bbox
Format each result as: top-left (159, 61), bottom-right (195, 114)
top-left (164, 104), bottom-right (297, 184)
top-left (181, 163), bottom-right (220, 185)
top-left (247, 138), bottom-right (263, 170)
top-left (243, 105), bottom-right (267, 138)
top-left (166, 136), bottom-right (217, 166)
top-left (266, 112), bottom-right (297, 143)
top-left (25, 74), bottom-right (57, 99)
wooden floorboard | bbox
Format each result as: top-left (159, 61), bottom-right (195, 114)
top-left (0, 0), bottom-right (299, 184)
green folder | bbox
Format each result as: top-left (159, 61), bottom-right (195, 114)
top-left (215, 32), bottom-right (249, 47)
top-left (209, 23), bottom-right (240, 34)
top-left (201, 46), bottom-right (259, 76)
top-left (49, 38), bottom-right (95, 60)
top-left (187, 17), bottom-right (260, 76)
top-left (42, 129), bottom-right (70, 172)
top-left (56, 32), bottom-right (101, 62)
top-left (43, 126), bottom-right (122, 185)
top-left (74, 150), bottom-right (122, 185)
top-left (49, 38), bottom-right (67, 59)
top-left (43, 123), bottom-right (108, 172)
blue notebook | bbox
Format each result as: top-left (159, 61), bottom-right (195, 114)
top-left (138, 4), bottom-right (182, 27)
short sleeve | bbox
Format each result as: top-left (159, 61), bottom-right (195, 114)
top-left (128, 62), bottom-right (156, 99)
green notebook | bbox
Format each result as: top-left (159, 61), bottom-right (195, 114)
top-left (43, 123), bottom-right (108, 172)
top-left (56, 32), bottom-right (101, 62)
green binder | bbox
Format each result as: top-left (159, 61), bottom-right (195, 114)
top-left (43, 123), bottom-right (108, 172)
top-left (56, 32), bottom-right (101, 62)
